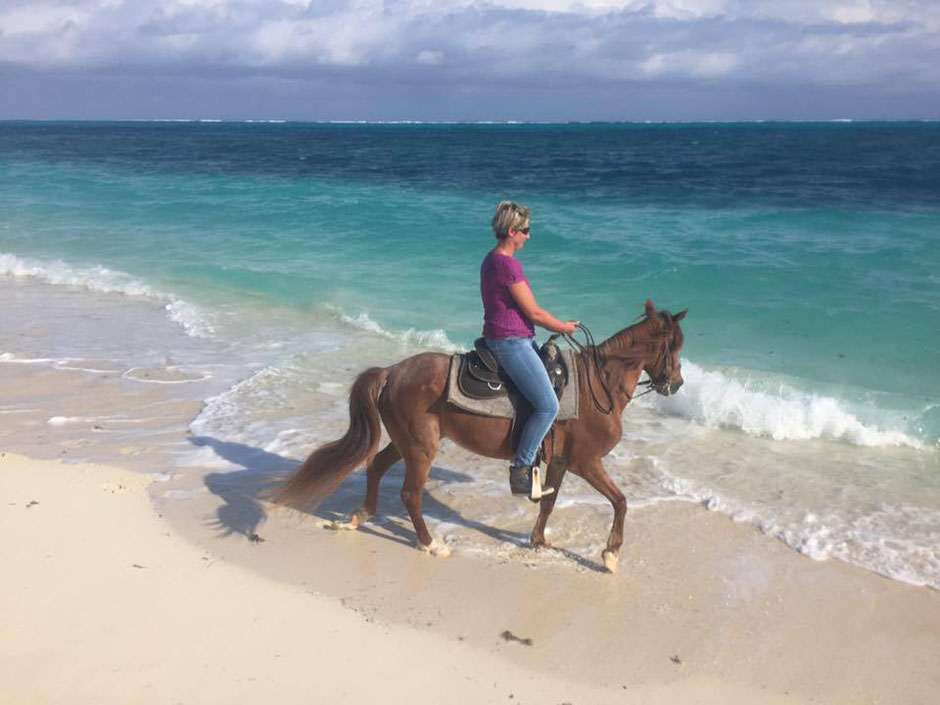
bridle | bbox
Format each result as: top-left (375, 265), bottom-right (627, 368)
top-left (559, 322), bottom-right (676, 415)
top-left (637, 337), bottom-right (677, 398)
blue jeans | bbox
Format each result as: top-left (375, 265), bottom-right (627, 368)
top-left (484, 336), bottom-right (560, 467)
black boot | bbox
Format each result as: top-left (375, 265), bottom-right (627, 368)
top-left (509, 464), bottom-right (532, 495)
top-left (509, 464), bottom-right (555, 501)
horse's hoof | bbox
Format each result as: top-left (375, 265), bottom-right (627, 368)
top-left (330, 508), bottom-right (372, 531)
top-left (530, 536), bottom-right (553, 550)
top-left (420, 539), bottom-right (451, 557)
top-left (330, 511), bottom-right (368, 531)
top-left (602, 549), bottom-right (619, 573)
top-left (330, 514), bottom-right (360, 531)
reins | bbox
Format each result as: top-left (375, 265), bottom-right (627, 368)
top-left (558, 323), bottom-right (616, 414)
top-left (556, 321), bottom-right (667, 415)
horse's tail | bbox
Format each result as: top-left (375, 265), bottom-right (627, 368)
top-left (270, 366), bottom-right (389, 510)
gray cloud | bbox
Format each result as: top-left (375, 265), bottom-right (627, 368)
top-left (1, 1), bottom-right (938, 119)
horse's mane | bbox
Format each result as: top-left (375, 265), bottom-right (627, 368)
top-left (595, 311), bottom-right (683, 365)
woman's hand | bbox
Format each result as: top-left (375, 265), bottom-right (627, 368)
top-left (559, 320), bottom-right (579, 335)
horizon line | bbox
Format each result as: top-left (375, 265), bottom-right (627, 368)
top-left (2, 118), bottom-right (939, 125)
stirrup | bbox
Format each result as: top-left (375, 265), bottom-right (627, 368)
top-left (528, 465), bottom-right (554, 503)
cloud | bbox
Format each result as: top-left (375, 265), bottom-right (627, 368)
top-left (1, 1), bottom-right (938, 118)
top-left (641, 50), bottom-right (737, 78)
top-left (415, 49), bottom-right (443, 65)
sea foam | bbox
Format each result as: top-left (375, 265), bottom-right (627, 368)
top-left (656, 467), bottom-right (940, 589)
top-left (0, 253), bottom-right (214, 338)
top-left (641, 360), bottom-right (922, 448)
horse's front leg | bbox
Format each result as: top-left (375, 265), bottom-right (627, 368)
top-left (530, 457), bottom-right (567, 548)
top-left (579, 456), bottom-right (627, 573)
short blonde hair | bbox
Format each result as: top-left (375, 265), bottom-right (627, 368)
top-left (491, 201), bottom-right (530, 240)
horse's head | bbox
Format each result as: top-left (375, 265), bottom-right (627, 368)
top-left (642, 299), bottom-right (687, 396)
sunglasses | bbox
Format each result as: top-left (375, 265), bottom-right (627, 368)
top-left (515, 226), bottom-right (530, 235)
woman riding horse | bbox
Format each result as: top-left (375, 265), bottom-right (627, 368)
top-left (481, 201), bottom-right (579, 499)
top-left (272, 216), bottom-right (687, 570)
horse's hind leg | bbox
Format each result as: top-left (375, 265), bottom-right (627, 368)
top-left (381, 408), bottom-right (449, 555)
top-left (364, 443), bottom-right (401, 516)
top-left (400, 450), bottom-right (450, 556)
top-left (530, 458), bottom-right (567, 548)
top-left (332, 442), bottom-right (401, 531)
top-left (578, 456), bottom-right (627, 573)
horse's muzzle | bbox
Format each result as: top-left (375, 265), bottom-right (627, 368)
top-left (656, 378), bottom-right (683, 396)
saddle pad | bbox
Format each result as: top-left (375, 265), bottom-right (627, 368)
top-left (446, 348), bottom-right (580, 420)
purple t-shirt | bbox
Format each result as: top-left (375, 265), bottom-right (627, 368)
top-left (480, 251), bottom-right (535, 339)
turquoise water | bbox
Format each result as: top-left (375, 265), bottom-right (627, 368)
top-left (2, 121), bottom-right (938, 439)
top-left (1, 122), bottom-right (938, 586)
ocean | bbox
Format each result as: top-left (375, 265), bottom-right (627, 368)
top-left (1, 121), bottom-right (937, 587)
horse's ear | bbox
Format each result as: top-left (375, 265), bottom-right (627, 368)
top-left (644, 299), bottom-right (656, 318)
top-left (673, 308), bottom-right (688, 322)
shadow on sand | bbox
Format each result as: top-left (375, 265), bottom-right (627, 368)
top-left (191, 435), bottom-right (606, 572)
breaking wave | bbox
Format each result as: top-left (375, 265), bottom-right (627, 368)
top-left (0, 253), bottom-right (214, 338)
top-left (334, 309), bottom-right (461, 353)
top-left (642, 360), bottom-right (923, 448)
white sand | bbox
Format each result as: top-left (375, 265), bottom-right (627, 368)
top-left (2, 453), bottom-right (801, 705)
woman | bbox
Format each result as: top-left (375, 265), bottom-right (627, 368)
top-left (481, 201), bottom-right (579, 499)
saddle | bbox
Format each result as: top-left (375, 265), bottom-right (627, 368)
top-left (457, 337), bottom-right (569, 402)
top-left (452, 337), bottom-right (571, 462)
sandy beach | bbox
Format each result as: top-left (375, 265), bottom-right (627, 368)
top-left (2, 452), bottom-right (626, 705)
top-left (2, 359), bottom-right (938, 705)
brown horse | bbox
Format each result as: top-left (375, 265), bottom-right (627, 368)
top-left (272, 299), bottom-right (686, 573)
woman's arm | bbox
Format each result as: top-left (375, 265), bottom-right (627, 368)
top-left (508, 281), bottom-right (578, 334)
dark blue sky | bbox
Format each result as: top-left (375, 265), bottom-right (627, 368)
top-left (2, 1), bottom-right (938, 121)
